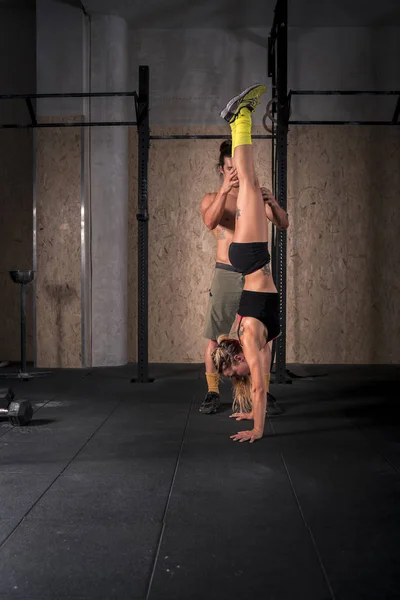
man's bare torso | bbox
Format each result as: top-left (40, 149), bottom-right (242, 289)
top-left (210, 191), bottom-right (238, 264)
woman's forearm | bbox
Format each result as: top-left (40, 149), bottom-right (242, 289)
top-left (252, 388), bottom-right (267, 434)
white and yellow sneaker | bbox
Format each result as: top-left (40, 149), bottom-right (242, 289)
top-left (220, 83), bottom-right (267, 123)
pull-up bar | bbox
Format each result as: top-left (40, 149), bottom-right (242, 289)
top-left (268, 0), bottom-right (400, 385)
top-left (0, 91), bottom-right (138, 128)
top-left (1, 121), bottom-right (138, 129)
top-left (289, 90), bottom-right (400, 96)
top-left (150, 134), bottom-right (273, 140)
top-left (287, 89), bottom-right (400, 125)
top-left (0, 92), bottom-right (138, 99)
top-left (289, 120), bottom-right (398, 125)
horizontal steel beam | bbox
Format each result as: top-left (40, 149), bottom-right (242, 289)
top-left (0, 92), bottom-right (137, 100)
top-left (150, 134), bottom-right (273, 140)
top-left (289, 120), bottom-right (399, 125)
top-left (0, 121), bottom-right (137, 129)
top-left (289, 90), bottom-right (400, 96)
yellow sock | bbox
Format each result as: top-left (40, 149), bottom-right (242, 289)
top-left (234, 107), bottom-right (252, 151)
top-left (229, 119), bottom-right (237, 157)
top-left (206, 372), bottom-right (220, 394)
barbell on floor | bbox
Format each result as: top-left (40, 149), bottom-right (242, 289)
top-left (0, 388), bottom-right (33, 426)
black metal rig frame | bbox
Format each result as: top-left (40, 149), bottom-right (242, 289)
top-left (0, 91), bottom-right (138, 128)
top-left (2, 18), bottom-right (398, 384)
top-left (133, 67), bottom-right (272, 383)
top-left (0, 88), bottom-right (139, 377)
top-left (0, 69), bottom-right (272, 384)
top-left (268, 0), bottom-right (400, 384)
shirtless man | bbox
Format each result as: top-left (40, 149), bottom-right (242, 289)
top-left (200, 139), bottom-right (289, 415)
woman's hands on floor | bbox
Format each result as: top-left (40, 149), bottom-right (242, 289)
top-left (229, 411), bottom-right (253, 421)
top-left (229, 428), bottom-right (263, 443)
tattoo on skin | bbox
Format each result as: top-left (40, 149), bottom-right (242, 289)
top-left (262, 263), bottom-right (271, 277)
top-left (217, 227), bottom-right (226, 240)
top-left (236, 208), bottom-right (241, 219)
top-left (238, 323), bottom-right (245, 337)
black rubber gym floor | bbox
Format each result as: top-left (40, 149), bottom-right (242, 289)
top-left (0, 363), bottom-right (399, 600)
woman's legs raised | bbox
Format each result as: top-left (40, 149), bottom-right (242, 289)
top-left (230, 107), bottom-right (269, 244)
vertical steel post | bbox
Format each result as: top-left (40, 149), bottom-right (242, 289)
top-left (135, 66), bottom-right (151, 383)
top-left (392, 94), bottom-right (400, 123)
top-left (275, 0), bottom-right (289, 383)
top-left (20, 283), bottom-right (27, 373)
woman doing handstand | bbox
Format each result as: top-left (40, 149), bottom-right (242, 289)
top-left (212, 84), bottom-right (289, 443)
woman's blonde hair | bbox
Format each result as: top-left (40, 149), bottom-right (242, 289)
top-left (211, 334), bottom-right (252, 414)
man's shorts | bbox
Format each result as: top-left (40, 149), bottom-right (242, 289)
top-left (203, 262), bottom-right (244, 341)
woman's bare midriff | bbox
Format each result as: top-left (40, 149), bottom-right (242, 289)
top-left (213, 225), bottom-right (276, 294)
top-left (242, 262), bottom-right (277, 294)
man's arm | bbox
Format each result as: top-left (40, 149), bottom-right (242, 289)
top-left (201, 166), bottom-right (239, 230)
top-left (200, 189), bottom-right (229, 230)
top-left (261, 187), bottom-right (289, 230)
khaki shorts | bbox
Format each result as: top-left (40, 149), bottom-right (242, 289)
top-left (203, 263), bottom-right (244, 341)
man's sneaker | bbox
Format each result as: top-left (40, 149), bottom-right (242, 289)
top-left (267, 391), bottom-right (284, 416)
top-left (220, 83), bottom-right (267, 123)
top-left (199, 392), bottom-right (220, 414)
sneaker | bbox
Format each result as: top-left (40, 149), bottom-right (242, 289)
top-left (220, 83), bottom-right (267, 123)
top-left (267, 391), bottom-right (284, 416)
top-left (199, 392), bottom-right (220, 414)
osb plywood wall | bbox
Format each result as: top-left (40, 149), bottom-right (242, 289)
top-left (0, 130), bottom-right (34, 362)
top-left (287, 126), bottom-right (400, 364)
top-left (128, 125), bottom-right (400, 364)
top-left (35, 119), bottom-right (82, 368)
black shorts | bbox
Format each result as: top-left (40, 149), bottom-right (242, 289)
top-left (237, 290), bottom-right (280, 342)
top-left (229, 242), bottom-right (270, 276)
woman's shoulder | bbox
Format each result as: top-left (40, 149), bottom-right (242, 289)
top-left (240, 317), bottom-right (267, 347)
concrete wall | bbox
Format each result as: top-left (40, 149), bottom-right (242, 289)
top-left (90, 15), bottom-right (129, 366)
top-left (0, 4), bottom-right (35, 364)
top-left (289, 27), bottom-right (400, 121)
top-left (130, 28), bottom-right (271, 126)
top-left (129, 27), bottom-right (400, 124)
top-left (0, 5), bottom-right (36, 123)
top-left (35, 2), bottom-right (130, 368)
top-left (34, 0), bottom-right (87, 368)
top-left (36, 0), bottom-right (86, 116)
